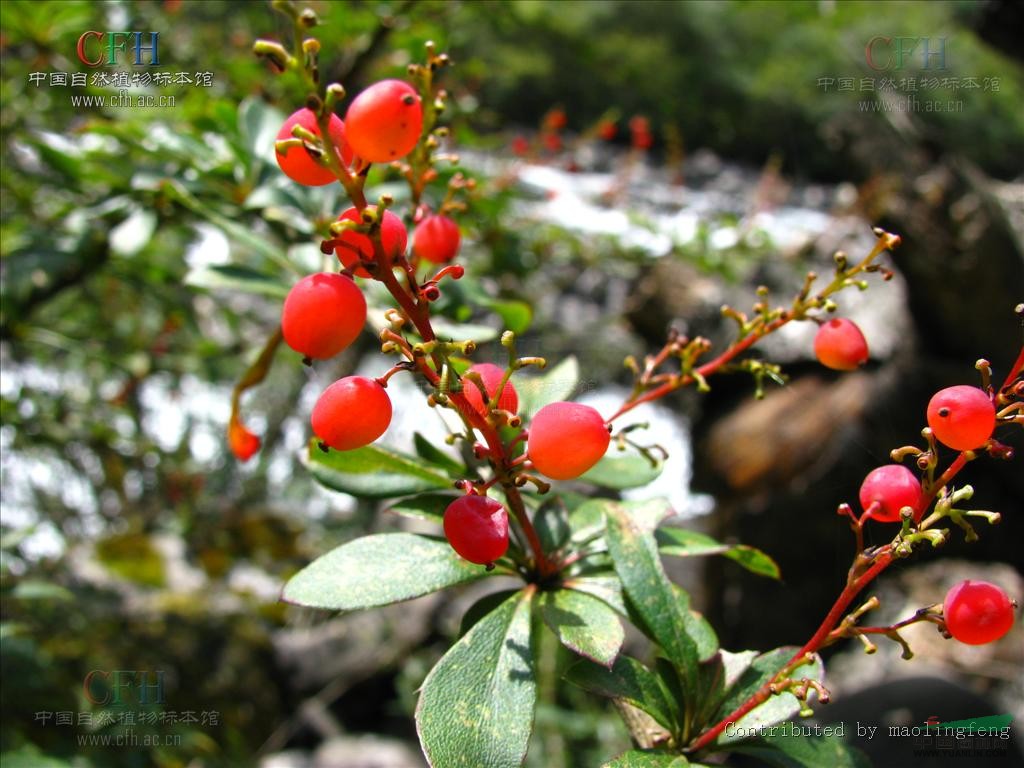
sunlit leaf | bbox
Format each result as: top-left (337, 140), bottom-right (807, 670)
top-left (282, 533), bottom-right (486, 610)
top-left (307, 441), bottom-right (452, 499)
top-left (417, 589), bottom-right (536, 768)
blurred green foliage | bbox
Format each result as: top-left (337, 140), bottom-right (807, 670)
top-left (455, 0), bottom-right (1024, 179)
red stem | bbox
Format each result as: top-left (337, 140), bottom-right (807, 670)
top-left (1002, 345), bottom-right (1024, 392)
top-left (373, 232), bottom-right (554, 576)
top-left (687, 552), bottom-right (892, 753)
top-left (609, 317), bottom-right (788, 422)
top-left (687, 447), bottom-right (973, 754)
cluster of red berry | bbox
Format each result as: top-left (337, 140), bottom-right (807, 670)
top-left (862, 386), bottom-right (1012, 645)
top-left (268, 79), bottom-right (618, 569)
top-left (270, 81), bottom-right (468, 454)
top-left (813, 319), bottom-right (1013, 644)
top-left (856, 385), bottom-right (996, 524)
top-left (443, 364), bottom-right (610, 565)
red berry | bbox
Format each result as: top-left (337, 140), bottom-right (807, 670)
top-left (528, 402), bottom-right (610, 480)
top-left (543, 108), bottom-right (567, 132)
top-left (413, 215), bottom-right (461, 264)
top-left (443, 495), bottom-right (509, 565)
top-left (858, 464), bottom-right (925, 523)
top-left (311, 376), bottom-right (392, 451)
top-left (927, 385), bottom-right (996, 451)
top-left (344, 79), bottom-right (423, 163)
top-left (943, 580), bottom-right (1015, 645)
top-left (813, 318), bottom-right (869, 371)
top-left (281, 273), bottom-right (366, 360)
top-left (228, 419), bottom-right (260, 462)
top-left (460, 363), bottom-right (518, 421)
top-left (275, 108), bottom-right (353, 186)
top-left (597, 120), bottom-right (617, 141)
top-left (334, 206), bottom-right (408, 278)
top-left (511, 136), bottom-right (529, 156)
top-left (629, 116), bottom-right (653, 150)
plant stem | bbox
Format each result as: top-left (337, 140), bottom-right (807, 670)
top-left (282, 27), bottom-right (559, 580)
top-left (610, 231), bottom-right (900, 423)
top-left (686, 444), bottom-right (970, 755)
top-left (1001, 345), bottom-right (1024, 393)
top-left (686, 551), bottom-right (892, 753)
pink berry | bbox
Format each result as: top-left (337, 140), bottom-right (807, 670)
top-left (443, 495), bottom-right (509, 565)
top-left (814, 318), bottom-right (869, 371)
top-left (858, 464), bottom-right (925, 523)
top-left (927, 386), bottom-right (996, 451)
top-left (943, 580), bottom-right (1015, 645)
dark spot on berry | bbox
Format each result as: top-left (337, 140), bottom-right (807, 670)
top-left (402, 95), bottom-right (416, 105)
top-left (938, 407), bottom-right (950, 417)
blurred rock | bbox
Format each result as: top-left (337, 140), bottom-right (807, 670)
top-left (705, 374), bottom-right (872, 493)
top-left (274, 596), bottom-right (439, 692)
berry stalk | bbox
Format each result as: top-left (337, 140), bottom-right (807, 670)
top-left (609, 230), bottom-right (900, 423)
top-left (686, 437), bottom-right (983, 755)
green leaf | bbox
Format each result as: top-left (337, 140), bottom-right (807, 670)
top-left (679, 604), bottom-right (719, 663)
top-left (431, 318), bottom-right (500, 344)
top-left (540, 588), bottom-right (623, 667)
top-left (605, 505), bottom-right (699, 691)
top-left (282, 533), bottom-right (485, 610)
top-left (603, 750), bottom-right (692, 767)
top-left (165, 179), bottom-right (296, 275)
top-left (722, 546), bottom-right (781, 580)
top-left (566, 655), bottom-right (678, 732)
top-left (417, 589), bottom-right (536, 768)
top-left (413, 432), bottom-right (465, 476)
top-left (534, 499), bottom-right (570, 553)
top-left (184, 264), bottom-right (289, 299)
top-left (517, 356), bottom-right (579, 420)
top-left (10, 581), bottom-right (73, 602)
top-left (567, 499), bottom-right (609, 545)
top-left (0, 746), bottom-right (76, 768)
top-left (307, 441), bottom-right (452, 499)
top-left (569, 498), bottom-right (671, 546)
top-left (581, 452), bottom-right (663, 489)
top-left (386, 493), bottom-right (454, 525)
top-left (656, 528), bottom-right (780, 580)
top-left (238, 97), bottom-right (285, 166)
top-left (563, 575), bottom-right (626, 615)
top-left (712, 648), bottom-right (824, 746)
top-left (482, 297), bottom-right (533, 335)
top-left (460, 589), bottom-right (521, 637)
top-left (730, 732), bottom-right (870, 768)
top-left (96, 533), bottom-right (165, 588)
